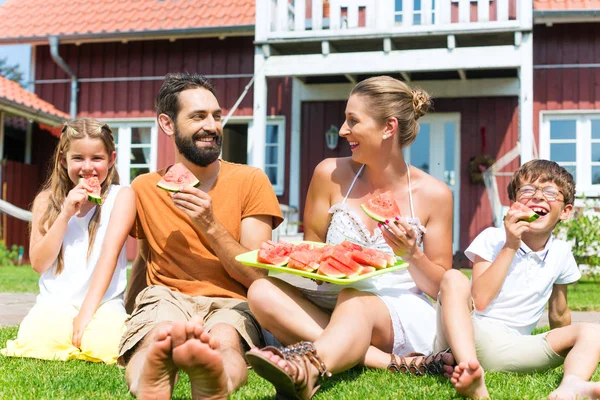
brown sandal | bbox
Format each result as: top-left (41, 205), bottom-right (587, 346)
top-left (246, 341), bottom-right (331, 400)
top-left (388, 348), bottom-right (454, 376)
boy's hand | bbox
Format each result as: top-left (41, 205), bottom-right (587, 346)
top-left (171, 186), bottom-right (216, 232)
top-left (503, 202), bottom-right (533, 250)
top-left (62, 182), bottom-right (89, 218)
top-left (72, 309), bottom-right (94, 348)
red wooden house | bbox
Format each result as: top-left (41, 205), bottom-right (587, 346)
top-left (0, 0), bottom-right (598, 260)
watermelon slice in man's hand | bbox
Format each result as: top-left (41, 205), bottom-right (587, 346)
top-left (157, 162), bottom-right (201, 192)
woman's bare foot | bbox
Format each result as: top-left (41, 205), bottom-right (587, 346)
top-left (549, 375), bottom-right (600, 400)
top-left (450, 360), bottom-right (489, 399)
top-left (136, 324), bottom-right (178, 400)
top-left (171, 318), bottom-right (232, 400)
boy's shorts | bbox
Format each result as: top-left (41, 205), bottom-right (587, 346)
top-left (117, 285), bottom-right (263, 366)
top-left (433, 301), bottom-right (564, 373)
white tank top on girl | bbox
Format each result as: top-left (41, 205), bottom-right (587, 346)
top-left (37, 185), bottom-right (128, 308)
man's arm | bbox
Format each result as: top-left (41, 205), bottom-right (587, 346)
top-left (548, 283), bottom-right (571, 329)
top-left (125, 239), bottom-right (149, 314)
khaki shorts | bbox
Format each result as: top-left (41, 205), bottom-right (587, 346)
top-left (117, 285), bottom-right (263, 366)
top-left (433, 301), bottom-right (564, 373)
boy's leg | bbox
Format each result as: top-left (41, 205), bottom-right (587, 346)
top-left (79, 299), bottom-right (127, 364)
top-left (438, 269), bottom-right (489, 399)
top-left (546, 323), bottom-right (600, 400)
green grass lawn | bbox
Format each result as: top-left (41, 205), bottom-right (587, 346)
top-left (2, 325), bottom-right (599, 400)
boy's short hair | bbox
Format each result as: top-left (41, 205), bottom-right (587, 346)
top-left (507, 159), bottom-right (575, 205)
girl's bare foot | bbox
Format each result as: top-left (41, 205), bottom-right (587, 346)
top-left (136, 324), bottom-right (178, 400)
top-left (450, 360), bottom-right (489, 399)
top-left (549, 375), bottom-right (600, 400)
top-left (171, 318), bottom-right (232, 400)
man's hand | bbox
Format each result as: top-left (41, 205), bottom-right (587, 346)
top-left (503, 202), bottom-right (533, 251)
top-left (72, 310), bottom-right (94, 348)
top-left (171, 187), bottom-right (215, 232)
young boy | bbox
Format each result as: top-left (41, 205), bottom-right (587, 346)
top-left (434, 159), bottom-right (600, 399)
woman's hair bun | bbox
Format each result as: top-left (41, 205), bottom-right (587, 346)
top-left (411, 88), bottom-right (432, 120)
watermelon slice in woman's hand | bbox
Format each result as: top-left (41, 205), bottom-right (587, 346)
top-left (360, 190), bottom-right (401, 223)
top-left (157, 162), bottom-right (201, 192)
top-left (79, 176), bottom-right (102, 205)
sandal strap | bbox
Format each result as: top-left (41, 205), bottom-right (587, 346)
top-left (387, 353), bottom-right (426, 376)
top-left (280, 341), bottom-right (332, 379)
top-left (422, 348), bottom-right (453, 375)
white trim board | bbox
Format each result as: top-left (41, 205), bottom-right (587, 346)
top-left (264, 45), bottom-right (523, 77)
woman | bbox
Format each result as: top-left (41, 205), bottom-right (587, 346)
top-left (246, 76), bottom-right (455, 399)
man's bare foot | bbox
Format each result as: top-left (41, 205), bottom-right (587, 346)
top-left (549, 375), bottom-right (600, 400)
top-left (136, 324), bottom-right (178, 400)
top-left (171, 317), bottom-right (232, 400)
top-left (450, 360), bottom-right (489, 399)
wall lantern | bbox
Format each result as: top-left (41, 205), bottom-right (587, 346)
top-left (325, 125), bottom-right (339, 150)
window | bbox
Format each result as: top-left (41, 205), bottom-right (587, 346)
top-left (395, 0), bottom-right (436, 25)
top-left (265, 119), bottom-right (286, 196)
top-left (107, 120), bottom-right (158, 185)
top-left (541, 113), bottom-right (600, 196)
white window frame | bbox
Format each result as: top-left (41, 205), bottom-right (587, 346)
top-left (264, 117), bottom-right (286, 196)
top-left (540, 111), bottom-right (600, 198)
top-left (101, 118), bottom-right (158, 186)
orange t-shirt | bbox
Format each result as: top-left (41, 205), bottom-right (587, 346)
top-left (130, 160), bottom-right (283, 299)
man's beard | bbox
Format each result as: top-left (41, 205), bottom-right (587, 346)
top-left (174, 127), bottom-right (222, 167)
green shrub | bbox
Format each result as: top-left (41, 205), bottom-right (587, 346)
top-left (0, 240), bottom-right (20, 267)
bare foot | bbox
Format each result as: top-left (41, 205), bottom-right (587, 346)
top-left (549, 375), bottom-right (600, 400)
top-left (136, 324), bottom-right (178, 400)
top-left (171, 317), bottom-right (231, 400)
top-left (450, 360), bottom-right (489, 399)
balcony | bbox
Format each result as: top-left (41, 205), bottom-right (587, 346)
top-left (256, 0), bottom-right (533, 44)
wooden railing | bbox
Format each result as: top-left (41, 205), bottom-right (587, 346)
top-left (256, 0), bottom-right (533, 41)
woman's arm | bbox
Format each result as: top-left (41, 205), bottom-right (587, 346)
top-left (72, 187), bottom-right (136, 347)
top-left (303, 159), bottom-right (336, 242)
top-left (30, 184), bottom-right (89, 274)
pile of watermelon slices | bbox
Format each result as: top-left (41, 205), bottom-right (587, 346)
top-left (257, 240), bottom-right (397, 279)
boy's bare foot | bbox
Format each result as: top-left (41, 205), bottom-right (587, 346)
top-left (171, 317), bottom-right (232, 400)
top-left (549, 375), bottom-right (600, 400)
top-left (450, 360), bottom-right (489, 399)
top-left (136, 324), bottom-right (178, 400)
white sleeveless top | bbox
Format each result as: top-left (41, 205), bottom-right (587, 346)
top-left (38, 185), bottom-right (128, 308)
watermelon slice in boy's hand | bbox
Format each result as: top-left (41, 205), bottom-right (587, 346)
top-left (503, 202), bottom-right (539, 223)
top-left (79, 176), bottom-right (102, 205)
top-left (157, 162), bottom-right (201, 192)
top-left (360, 191), bottom-right (401, 223)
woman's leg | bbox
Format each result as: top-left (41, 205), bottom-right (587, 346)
top-left (247, 277), bottom-right (332, 345)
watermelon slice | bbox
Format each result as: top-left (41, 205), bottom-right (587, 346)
top-left (79, 177), bottom-right (102, 205)
top-left (317, 261), bottom-right (346, 278)
top-left (351, 250), bottom-right (387, 269)
top-left (360, 191), bottom-right (401, 223)
top-left (157, 162), bottom-right (201, 192)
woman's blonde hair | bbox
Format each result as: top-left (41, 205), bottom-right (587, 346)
top-left (36, 118), bottom-right (119, 274)
top-left (350, 76), bottom-right (433, 147)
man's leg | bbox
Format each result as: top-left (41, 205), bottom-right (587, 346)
top-left (547, 323), bottom-right (600, 400)
top-left (438, 269), bottom-right (489, 399)
top-left (125, 323), bottom-right (178, 400)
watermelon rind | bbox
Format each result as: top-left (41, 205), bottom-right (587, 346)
top-left (156, 180), bottom-right (200, 193)
top-left (502, 212), bottom-right (540, 223)
top-left (156, 163), bottom-right (201, 192)
top-left (78, 178), bottom-right (103, 205)
top-left (360, 203), bottom-right (387, 223)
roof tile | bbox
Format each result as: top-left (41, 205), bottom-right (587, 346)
top-left (0, 0), bottom-right (254, 42)
top-left (0, 75), bottom-right (70, 120)
top-left (535, 0), bottom-right (600, 10)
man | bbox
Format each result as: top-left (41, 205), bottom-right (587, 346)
top-left (118, 73), bottom-right (283, 400)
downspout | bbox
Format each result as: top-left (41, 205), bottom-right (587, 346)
top-left (49, 36), bottom-right (77, 119)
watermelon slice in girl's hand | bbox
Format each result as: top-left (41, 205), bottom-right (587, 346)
top-left (157, 163), bottom-right (201, 192)
top-left (79, 177), bottom-right (102, 205)
top-left (360, 191), bottom-right (401, 223)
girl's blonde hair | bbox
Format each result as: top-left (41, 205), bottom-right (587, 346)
top-left (350, 76), bottom-right (433, 148)
top-left (37, 118), bottom-right (119, 274)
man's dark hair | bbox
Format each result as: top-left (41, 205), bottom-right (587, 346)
top-left (156, 73), bottom-right (216, 122)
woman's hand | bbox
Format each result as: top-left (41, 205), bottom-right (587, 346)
top-left (72, 309), bottom-right (94, 348)
top-left (380, 217), bottom-right (420, 261)
top-left (62, 182), bottom-right (90, 218)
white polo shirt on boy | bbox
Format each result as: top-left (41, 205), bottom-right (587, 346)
top-left (465, 227), bottom-right (580, 336)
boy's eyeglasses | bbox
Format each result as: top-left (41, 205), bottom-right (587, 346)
top-left (517, 184), bottom-right (563, 202)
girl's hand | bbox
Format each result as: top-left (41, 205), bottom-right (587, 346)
top-left (72, 310), bottom-right (93, 348)
top-left (380, 217), bottom-right (420, 261)
top-left (62, 182), bottom-right (89, 218)
top-left (503, 202), bottom-right (532, 250)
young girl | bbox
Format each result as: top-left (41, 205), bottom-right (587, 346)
top-left (1, 118), bottom-right (135, 364)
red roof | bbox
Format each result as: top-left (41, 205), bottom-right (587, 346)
top-left (535, 0), bottom-right (600, 10)
top-left (0, 75), bottom-right (70, 121)
top-left (0, 0), bottom-right (254, 43)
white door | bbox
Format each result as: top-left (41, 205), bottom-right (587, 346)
top-left (404, 113), bottom-right (461, 253)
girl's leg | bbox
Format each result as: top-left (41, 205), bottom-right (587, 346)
top-left (247, 277), bottom-right (332, 345)
top-left (547, 323), bottom-right (600, 400)
top-left (81, 299), bottom-right (127, 364)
